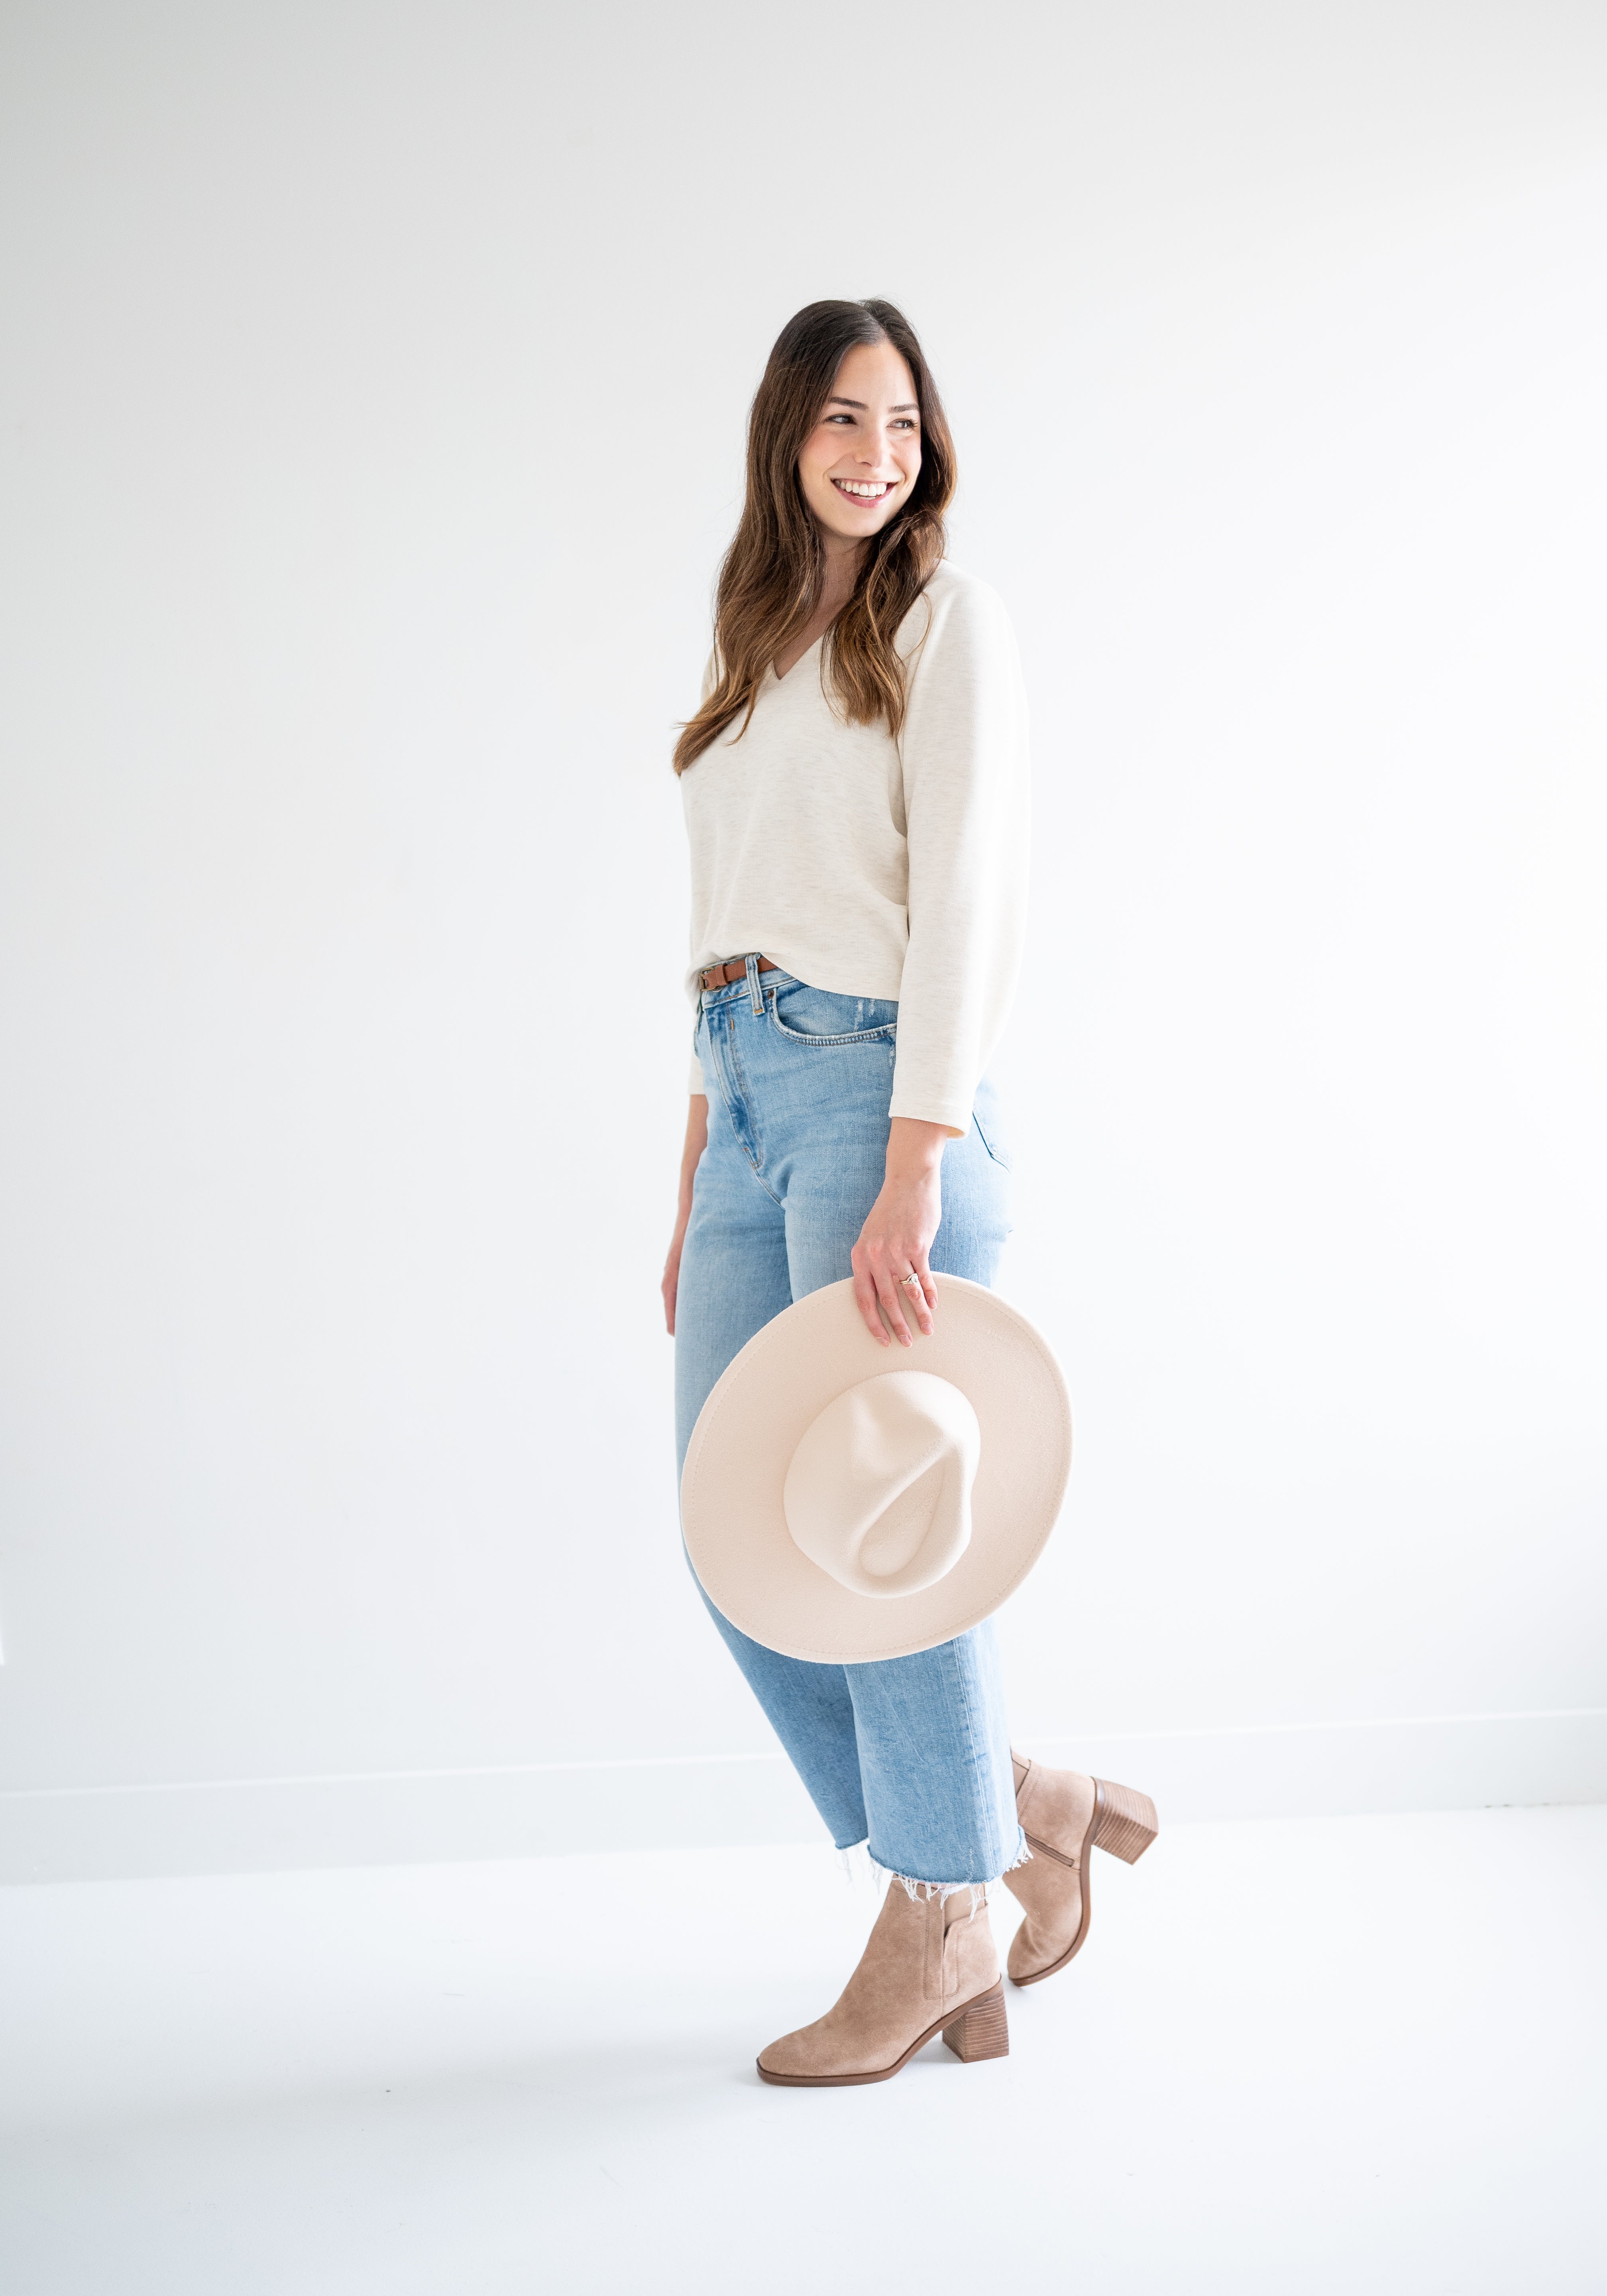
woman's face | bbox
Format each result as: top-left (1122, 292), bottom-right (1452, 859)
top-left (797, 340), bottom-right (922, 548)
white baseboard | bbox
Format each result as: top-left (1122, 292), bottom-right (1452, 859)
top-left (1023, 1706), bottom-right (1607, 1828)
top-left (2, 1708), bottom-right (1601, 1885)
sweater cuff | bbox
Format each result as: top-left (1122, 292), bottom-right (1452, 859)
top-left (889, 1090), bottom-right (969, 1138)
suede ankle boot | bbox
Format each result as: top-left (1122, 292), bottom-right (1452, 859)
top-left (757, 1878), bottom-right (1008, 2087)
top-left (1000, 1753), bottom-right (1159, 1987)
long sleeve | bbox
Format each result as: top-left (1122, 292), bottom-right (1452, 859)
top-left (889, 578), bottom-right (1031, 1134)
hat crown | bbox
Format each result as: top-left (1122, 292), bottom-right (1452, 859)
top-left (782, 1370), bottom-right (982, 1600)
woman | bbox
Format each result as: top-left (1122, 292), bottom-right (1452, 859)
top-left (663, 300), bottom-right (1150, 2085)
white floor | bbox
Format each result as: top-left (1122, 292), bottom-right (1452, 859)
top-left (1, 1807), bottom-right (1603, 2295)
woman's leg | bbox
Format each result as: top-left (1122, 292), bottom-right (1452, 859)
top-left (674, 1043), bottom-right (870, 1851)
top-left (776, 1040), bottom-right (1022, 1885)
top-left (680, 974), bottom-right (1021, 1884)
top-left (845, 1624), bottom-right (1018, 1883)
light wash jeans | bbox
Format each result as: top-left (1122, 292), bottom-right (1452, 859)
top-left (675, 957), bottom-right (1024, 1886)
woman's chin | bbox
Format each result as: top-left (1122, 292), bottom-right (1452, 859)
top-left (815, 504), bottom-right (898, 546)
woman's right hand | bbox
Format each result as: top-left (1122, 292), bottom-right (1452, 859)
top-left (661, 1215), bottom-right (690, 1335)
top-left (663, 1094), bottom-right (709, 1335)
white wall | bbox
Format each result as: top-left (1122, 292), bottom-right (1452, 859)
top-left (2, 0), bottom-right (1604, 1878)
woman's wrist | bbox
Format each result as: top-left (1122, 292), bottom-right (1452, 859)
top-left (884, 1116), bottom-right (948, 1181)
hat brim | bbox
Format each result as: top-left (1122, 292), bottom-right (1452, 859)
top-left (681, 1274), bottom-right (1071, 1663)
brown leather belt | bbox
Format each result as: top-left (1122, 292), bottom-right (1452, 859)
top-left (698, 954), bottom-right (778, 994)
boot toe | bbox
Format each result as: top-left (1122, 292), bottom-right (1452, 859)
top-left (756, 2023), bottom-right (816, 2079)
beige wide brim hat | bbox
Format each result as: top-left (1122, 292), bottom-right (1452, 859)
top-left (681, 1274), bottom-right (1071, 1665)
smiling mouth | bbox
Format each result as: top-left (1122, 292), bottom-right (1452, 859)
top-left (832, 478), bottom-right (895, 501)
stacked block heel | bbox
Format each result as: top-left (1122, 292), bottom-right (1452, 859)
top-left (941, 1983), bottom-right (1010, 2063)
top-left (1092, 1778), bottom-right (1160, 1864)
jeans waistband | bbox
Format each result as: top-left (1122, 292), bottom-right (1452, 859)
top-left (698, 965), bottom-right (801, 1011)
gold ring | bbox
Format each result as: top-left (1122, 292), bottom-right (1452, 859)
top-left (899, 1272), bottom-right (923, 1290)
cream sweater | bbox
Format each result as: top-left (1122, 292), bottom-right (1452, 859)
top-left (681, 562), bottom-right (1030, 1137)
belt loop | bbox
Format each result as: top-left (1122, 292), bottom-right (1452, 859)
top-left (745, 953), bottom-right (764, 1016)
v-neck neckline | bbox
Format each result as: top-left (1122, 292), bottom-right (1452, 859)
top-left (771, 635), bottom-right (823, 686)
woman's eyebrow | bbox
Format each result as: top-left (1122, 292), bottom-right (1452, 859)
top-left (826, 396), bottom-right (919, 413)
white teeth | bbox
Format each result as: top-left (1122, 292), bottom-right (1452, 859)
top-left (838, 480), bottom-right (889, 497)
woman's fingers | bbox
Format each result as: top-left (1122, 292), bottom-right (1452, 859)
top-left (662, 1241), bottom-right (684, 1337)
top-left (852, 1259), bottom-right (891, 1345)
top-left (892, 1261), bottom-right (936, 1339)
top-left (904, 1267), bottom-right (941, 1341)
top-left (874, 1262), bottom-right (916, 1346)
top-left (851, 1248), bottom-right (938, 1346)
top-left (850, 1160), bottom-right (943, 1345)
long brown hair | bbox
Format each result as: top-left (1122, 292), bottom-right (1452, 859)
top-left (672, 299), bottom-right (955, 775)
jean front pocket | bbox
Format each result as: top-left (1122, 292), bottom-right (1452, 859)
top-left (768, 982), bottom-right (898, 1047)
